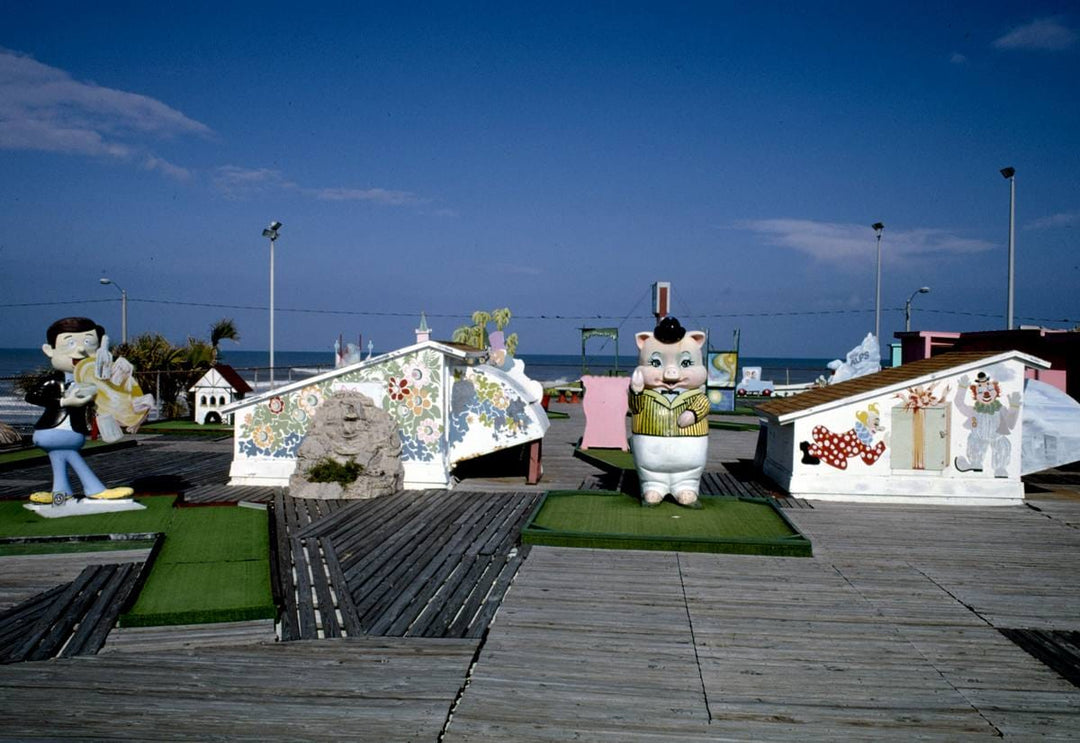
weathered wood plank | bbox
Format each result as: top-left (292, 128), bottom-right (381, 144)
top-left (0, 637), bottom-right (478, 741)
top-left (60, 561), bottom-right (139, 657)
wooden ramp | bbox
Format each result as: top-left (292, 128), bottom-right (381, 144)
top-left (0, 562), bottom-right (144, 663)
top-left (273, 489), bottom-right (543, 641)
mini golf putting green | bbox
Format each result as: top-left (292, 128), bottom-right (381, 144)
top-left (0, 496), bottom-right (275, 626)
top-left (120, 504), bottom-right (275, 627)
top-left (523, 490), bottom-right (811, 557)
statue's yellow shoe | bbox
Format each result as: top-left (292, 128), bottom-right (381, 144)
top-left (30, 492), bottom-right (72, 505)
top-left (87, 487), bottom-right (134, 500)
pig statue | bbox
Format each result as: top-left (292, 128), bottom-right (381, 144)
top-left (628, 317), bottom-right (710, 508)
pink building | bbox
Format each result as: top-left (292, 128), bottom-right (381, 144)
top-left (895, 328), bottom-right (1077, 401)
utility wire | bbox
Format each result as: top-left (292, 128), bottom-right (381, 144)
top-left (1, 297), bottom-right (1074, 325)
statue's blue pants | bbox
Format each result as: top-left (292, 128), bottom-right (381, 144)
top-left (32, 429), bottom-right (106, 497)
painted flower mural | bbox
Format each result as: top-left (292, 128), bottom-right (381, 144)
top-left (449, 367), bottom-right (531, 448)
top-left (236, 350), bottom-right (445, 462)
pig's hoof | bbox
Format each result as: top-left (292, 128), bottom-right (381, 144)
top-left (674, 491), bottom-right (701, 509)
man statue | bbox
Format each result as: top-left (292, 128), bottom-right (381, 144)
top-left (26, 317), bottom-right (135, 505)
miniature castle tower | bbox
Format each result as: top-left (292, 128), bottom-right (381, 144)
top-left (415, 312), bottom-right (432, 344)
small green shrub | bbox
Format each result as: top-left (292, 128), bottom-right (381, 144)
top-left (306, 457), bottom-right (364, 486)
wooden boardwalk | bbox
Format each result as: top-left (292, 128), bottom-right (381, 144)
top-left (0, 404), bottom-right (1079, 739)
top-left (447, 498), bottom-right (1080, 741)
top-left (0, 638), bottom-right (478, 741)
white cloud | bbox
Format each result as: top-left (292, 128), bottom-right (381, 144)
top-left (213, 168), bottom-right (430, 209)
top-left (992, 17), bottom-right (1078, 51)
top-left (950, 52), bottom-right (968, 64)
top-left (0, 48), bottom-right (211, 162)
top-left (212, 166), bottom-right (297, 198)
top-left (736, 219), bottom-right (994, 264)
top-left (142, 155), bottom-right (192, 181)
top-left (1027, 211), bottom-right (1080, 230)
top-left (312, 187), bottom-right (423, 206)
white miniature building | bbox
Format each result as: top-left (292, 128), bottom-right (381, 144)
top-left (755, 350), bottom-right (1050, 506)
top-left (189, 364), bottom-right (252, 425)
top-left (219, 337), bottom-right (549, 490)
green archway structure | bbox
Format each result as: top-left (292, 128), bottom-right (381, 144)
top-left (580, 327), bottom-right (620, 376)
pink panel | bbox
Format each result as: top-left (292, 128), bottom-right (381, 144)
top-left (1026, 368), bottom-right (1068, 394)
top-left (580, 375), bottom-right (631, 451)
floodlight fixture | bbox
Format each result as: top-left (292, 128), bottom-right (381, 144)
top-left (98, 277), bottom-right (128, 344)
top-left (871, 222), bottom-right (885, 355)
top-left (263, 220), bottom-right (284, 385)
top-left (905, 286), bottom-right (931, 332)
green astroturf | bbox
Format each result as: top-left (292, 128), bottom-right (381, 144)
top-left (0, 496), bottom-right (176, 538)
top-left (523, 491), bottom-right (811, 557)
top-left (0, 495), bottom-right (275, 627)
top-left (573, 447), bottom-right (636, 473)
top-left (121, 560), bottom-right (275, 626)
top-left (121, 505), bottom-right (274, 627)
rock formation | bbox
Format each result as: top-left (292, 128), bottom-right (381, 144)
top-left (288, 391), bottom-right (403, 499)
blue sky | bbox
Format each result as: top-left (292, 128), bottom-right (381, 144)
top-left (1, 2), bottom-right (1077, 358)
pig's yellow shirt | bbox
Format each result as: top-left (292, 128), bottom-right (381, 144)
top-left (628, 388), bottom-right (709, 437)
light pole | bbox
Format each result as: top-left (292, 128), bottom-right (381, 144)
top-left (904, 286), bottom-right (930, 332)
top-left (1000, 167), bottom-right (1016, 330)
top-left (99, 277), bottom-right (127, 344)
top-left (871, 222), bottom-right (885, 348)
top-left (262, 220), bottom-right (283, 386)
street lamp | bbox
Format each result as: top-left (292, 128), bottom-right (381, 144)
top-left (871, 222), bottom-right (885, 348)
top-left (1000, 167), bottom-right (1016, 330)
top-left (904, 286), bottom-right (930, 332)
top-left (99, 277), bottom-right (127, 344)
top-left (262, 220), bottom-right (283, 386)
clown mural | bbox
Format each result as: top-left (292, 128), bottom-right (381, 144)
top-left (799, 404), bottom-right (887, 470)
top-left (954, 371), bottom-right (1021, 477)
top-left (26, 317), bottom-right (153, 506)
top-left (628, 317), bottom-right (710, 508)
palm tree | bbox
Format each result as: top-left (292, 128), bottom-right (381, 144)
top-left (118, 333), bottom-right (190, 418)
top-left (471, 310), bottom-right (492, 349)
top-left (452, 324), bottom-right (483, 349)
top-left (209, 318), bottom-right (240, 363)
top-left (184, 338), bottom-right (215, 369)
top-left (491, 307), bottom-right (511, 331)
top-left (453, 307), bottom-right (521, 354)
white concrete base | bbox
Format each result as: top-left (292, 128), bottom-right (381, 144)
top-left (24, 498), bottom-right (146, 518)
top-left (227, 457), bottom-right (451, 490)
top-left (800, 492), bottom-right (1023, 507)
top-left (777, 469), bottom-right (1026, 506)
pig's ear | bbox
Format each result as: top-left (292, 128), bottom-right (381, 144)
top-left (688, 331), bottom-right (706, 348)
top-left (635, 332), bottom-right (652, 350)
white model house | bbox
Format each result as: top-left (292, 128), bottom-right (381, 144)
top-left (189, 364), bottom-right (252, 425)
top-left (219, 338), bottom-right (549, 490)
top-left (755, 350), bottom-right (1051, 505)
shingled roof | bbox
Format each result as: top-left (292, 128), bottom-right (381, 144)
top-left (755, 350), bottom-right (1049, 422)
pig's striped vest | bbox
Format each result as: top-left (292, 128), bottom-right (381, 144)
top-left (628, 388), bottom-right (710, 437)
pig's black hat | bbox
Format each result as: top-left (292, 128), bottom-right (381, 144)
top-left (653, 316), bottom-right (686, 344)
